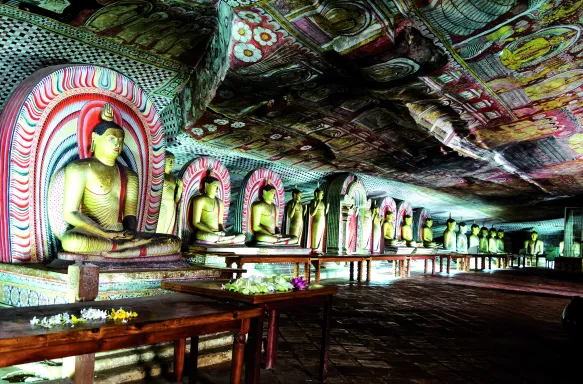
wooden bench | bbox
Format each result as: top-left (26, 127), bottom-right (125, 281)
top-left (369, 254), bottom-right (409, 277)
top-left (310, 255), bottom-right (372, 283)
top-left (438, 254), bottom-right (472, 273)
top-left (0, 293), bottom-right (261, 384)
top-left (223, 255), bottom-right (312, 280)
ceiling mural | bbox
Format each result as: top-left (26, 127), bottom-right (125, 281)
top-left (5, 0), bottom-right (583, 222)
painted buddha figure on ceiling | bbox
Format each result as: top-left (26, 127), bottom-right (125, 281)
top-left (252, 184), bottom-right (297, 245)
top-left (443, 216), bottom-right (457, 251)
top-left (524, 230), bottom-right (543, 256)
top-left (284, 187), bottom-right (306, 245)
top-left (479, 225), bottom-right (490, 253)
top-left (382, 211), bottom-right (396, 246)
top-left (156, 151), bottom-right (183, 235)
top-left (57, 104), bottom-right (181, 258)
top-left (468, 222), bottom-right (480, 254)
top-left (191, 172), bottom-right (245, 245)
top-left (422, 218), bottom-right (437, 248)
top-left (457, 221), bottom-right (468, 253)
top-left (401, 215), bottom-right (416, 247)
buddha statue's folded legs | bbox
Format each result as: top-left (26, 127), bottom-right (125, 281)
top-left (255, 233), bottom-right (298, 245)
top-left (195, 230), bottom-right (246, 245)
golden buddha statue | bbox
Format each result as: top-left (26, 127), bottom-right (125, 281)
top-left (479, 225), bottom-right (489, 253)
top-left (443, 215), bottom-right (457, 251)
top-left (371, 204), bottom-right (382, 252)
top-left (457, 221), bottom-right (468, 253)
top-left (252, 185), bottom-right (297, 245)
top-left (58, 104), bottom-right (181, 258)
top-left (524, 231), bottom-right (543, 256)
top-left (308, 187), bottom-right (329, 250)
top-left (422, 218), bottom-right (437, 247)
top-left (191, 172), bottom-right (245, 245)
top-left (382, 211), bottom-right (396, 246)
top-left (401, 215), bottom-right (416, 247)
top-left (488, 227), bottom-right (498, 254)
top-left (156, 151), bottom-right (183, 235)
top-left (468, 222), bottom-right (480, 254)
top-left (496, 229), bottom-right (505, 253)
top-left (559, 240), bottom-right (581, 257)
top-left (284, 188), bottom-right (306, 245)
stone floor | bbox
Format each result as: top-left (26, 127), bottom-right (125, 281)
top-left (160, 267), bottom-right (582, 383)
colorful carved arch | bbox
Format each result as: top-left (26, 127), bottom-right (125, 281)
top-left (395, 201), bottom-right (413, 241)
top-left (376, 196), bottom-right (396, 253)
top-left (234, 168), bottom-right (285, 239)
top-left (0, 65), bottom-right (165, 263)
top-left (413, 208), bottom-right (431, 243)
top-left (179, 157), bottom-right (231, 240)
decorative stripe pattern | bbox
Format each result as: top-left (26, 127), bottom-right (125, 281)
top-left (0, 65), bottom-right (165, 263)
top-left (178, 157), bottom-right (231, 240)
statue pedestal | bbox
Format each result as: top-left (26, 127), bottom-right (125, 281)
top-left (385, 246), bottom-right (416, 255)
top-left (186, 244), bottom-right (312, 265)
top-left (57, 252), bottom-right (183, 264)
top-left (415, 247), bottom-right (438, 255)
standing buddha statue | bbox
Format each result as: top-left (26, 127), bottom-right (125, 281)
top-left (284, 187), bottom-right (306, 245)
top-left (422, 218), bottom-right (437, 247)
top-left (190, 172), bottom-right (245, 244)
top-left (479, 225), bottom-right (489, 253)
top-left (443, 215), bottom-right (457, 251)
top-left (361, 199), bottom-right (373, 252)
top-left (371, 204), bottom-right (382, 253)
top-left (308, 186), bottom-right (329, 251)
top-left (468, 222), bottom-right (480, 254)
top-left (382, 211), bottom-right (396, 246)
top-left (252, 184), bottom-right (297, 245)
top-left (156, 151), bottom-right (183, 235)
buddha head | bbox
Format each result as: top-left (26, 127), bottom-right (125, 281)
top-left (385, 211), bottom-right (394, 223)
top-left (203, 172), bottom-right (221, 199)
top-left (404, 214), bottom-right (412, 226)
top-left (471, 223), bottom-right (480, 235)
top-left (425, 218), bottom-right (433, 228)
top-left (164, 151), bottom-right (175, 174)
top-left (497, 229), bottom-right (504, 239)
top-left (459, 221), bottom-right (467, 234)
top-left (314, 187), bottom-right (324, 202)
top-left (262, 184), bottom-right (277, 204)
top-left (489, 227), bottom-right (497, 238)
top-left (480, 226), bottom-right (489, 237)
top-left (531, 231), bottom-right (539, 241)
top-left (446, 216), bottom-right (456, 231)
top-left (91, 105), bottom-right (124, 165)
top-left (292, 187), bottom-right (302, 203)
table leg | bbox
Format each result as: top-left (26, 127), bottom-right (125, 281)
top-left (294, 263), bottom-right (299, 278)
top-left (349, 261), bottom-right (354, 281)
top-left (236, 260), bottom-right (244, 279)
top-left (71, 354), bottom-right (95, 384)
top-left (245, 312), bottom-right (264, 384)
top-left (265, 309), bottom-right (279, 369)
top-left (432, 257), bottom-right (435, 275)
top-left (400, 260), bottom-right (405, 277)
top-left (488, 256), bottom-right (492, 270)
top-left (189, 336), bottom-right (199, 384)
top-left (446, 257), bottom-right (451, 274)
top-left (481, 256), bottom-right (485, 270)
top-left (319, 295), bottom-right (333, 383)
top-left (315, 261), bottom-right (322, 284)
top-left (393, 260), bottom-right (398, 277)
top-left (439, 256), bottom-right (443, 273)
top-left (357, 261), bottom-right (363, 282)
top-left (174, 338), bottom-right (186, 383)
top-left (424, 259), bottom-right (428, 274)
top-left (231, 332), bottom-right (246, 384)
top-left (406, 258), bottom-right (411, 277)
top-left (366, 259), bottom-right (371, 282)
top-left (304, 262), bottom-right (310, 282)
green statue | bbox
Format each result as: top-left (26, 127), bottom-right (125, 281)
top-left (382, 211), bottom-right (396, 246)
top-left (457, 221), bottom-right (468, 253)
top-left (401, 215), bottom-right (416, 247)
top-left (468, 222), bottom-right (480, 253)
top-left (156, 151), bottom-right (183, 234)
top-left (488, 227), bottom-right (498, 254)
top-left (496, 229), bottom-right (505, 253)
top-left (284, 187), bottom-right (307, 245)
top-left (252, 185), bottom-right (297, 244)
top-left (479, 225), bottom-right (489, 253)
top-left (422, 218), bottom-right (436, 247)
top-left (58, 103), bottom-right (181, 258)
top-left (524, 231), bottom-right (543, 256)
top-left (308, 187), bottom-right (328, 250)
top-left (443, 215), bottom-right (457, 251)
top-left (191, 172), bottom-right (245, 244)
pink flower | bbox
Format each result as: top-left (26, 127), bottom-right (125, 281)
top-left (291, 277), bottom-right (308, 290)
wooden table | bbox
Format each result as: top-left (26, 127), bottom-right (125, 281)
top-left (310, 255), bottom-right (371, 283)
top-left (0, 293), bottom-right (261, 384)
top-left (161, 280), bottom-right (339, 384)
top-left (438, 254), bottom-right (471, 273)
top-left (369, 254), bottom-right (408, 277)
top-left (224, 255), bottom-right (311, 280)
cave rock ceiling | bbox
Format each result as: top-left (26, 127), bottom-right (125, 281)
top-left (7, 0), bottom-right (583, 222)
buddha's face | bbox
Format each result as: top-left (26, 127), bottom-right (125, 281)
top-left (425, 219), bottom-right (433, 228)
top-left (373, 207), bottom-right (379, 215)
top-left (263, 188), bottom-right (276, 203)
top-left (165, 155), bottom-right (175, 174)
top-left (315, 190), bottom-right (324, 201)
top-left (404, 216), bottom-right (412, 225)
top-left (497, 231), bottom-right (504, 239)
top-left (471, 226), bottom-right (479, 235)
top-left (293, 191), bottom-right (302, 202)
top-left (490, 229), bottom-right (497, 237)
top-left (93, 128), bottom-right (124, 162)
top-left (460, 225), bottom-right (467, 234)
top-left (531, 232), bottom-right (538, 241)
top-left (204, 180), bottom-right (221, 198)
top-left (481, 228), bottom-right (488, 237)
top-left (447, 220), bottom-right (456, 231)
top-left (386, 212), bottom-right (394, 222)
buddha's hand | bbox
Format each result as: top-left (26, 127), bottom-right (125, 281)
top-left (111, 229), bottom-right (135, 241)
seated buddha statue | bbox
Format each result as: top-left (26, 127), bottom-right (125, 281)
top-left (559, 240), bottom-right (581, 257)
top-left (496, 229), bottom-right (505, 253)
top-left (524, 231), bottom-right (543, 256)
top-left (468, 222), bottom-right (480, 254)
top-left (58, 103), bottom-right (181, 258)
top-left (488, 227), bottom-right (498, 254)
top-left (382, 211), bottom-right (396, 246)
top-left (252, 185), bottom-right (298, 245)
top-left (284, 188), bottom-right (306, 245)
top-left (191, 172), bottom-right (245, 245)
top-left (308, 187), bottom-right (328, 251)
top-left (457, 221), bottom-right (468, 253)
top-left (479, 225), bottom-right (489, 253)
top-left (421, 218), bottom-right (437, 247)
top-left (401, 215), bottom-right (416, 247)
top-left (156, 151), bottom-right (183, 235)
top-left (443, 216), bottom-right (457, 251)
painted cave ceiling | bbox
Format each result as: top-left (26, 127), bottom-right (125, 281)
top-left (6, 0), bottom-right (583, 223)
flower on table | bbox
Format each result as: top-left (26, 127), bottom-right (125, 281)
top-left (232, 22), bottom-right (251, 42)
top-left (253, 27), bottom-right (277, 46)
top-left (238, 11), bottom-right (262, 24)
top-left (291, 277), bottom-right (308, 290)
top-left (231, 121), bottom-right (246, 128)
top-left (234, 43), bottom-right (262, 63)
top-left (109, 307), bottom-right (138, 322)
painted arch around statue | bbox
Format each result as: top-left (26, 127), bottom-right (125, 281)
top-left (413, 208), bottom-right (431, 243)
top-left (377, 196), bottom-right (396, 253)
top-left (179, 157), bottom-right (231, 241)
top-left (0, 65), bottom-right (165, 263)
top-left (395, 201), bottom-right (413, 241)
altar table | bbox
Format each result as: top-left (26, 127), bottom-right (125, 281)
top-left (161, 280), bottom-right (339, 384)
top-left (223, 254), bottom-right (311, 280)
top-left (0, 293), bottom-right (261, 384)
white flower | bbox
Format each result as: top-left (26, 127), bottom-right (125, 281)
top-left (253, 27), bottom-right (277, 46)
top-left (214, 119), bottom-right (229, 125)
top-left (300, 145), bottom-right (312, 151)
top-left (192, 128), bottom-right (204, 136)
top-left (80, 308), bottom-right (108, 320)
top-left (270, 134), bottom-right (282, 139)
top-left (234, 43), bottom-right (262, 63)
top-left (238, 11), bottom-right (261, 23)
top-left (232, 22), bottom-right (251, 42)
top-left (232, 121), bottom-right (245, 128)
top-left (203, 124), bottom-right (217, 132)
